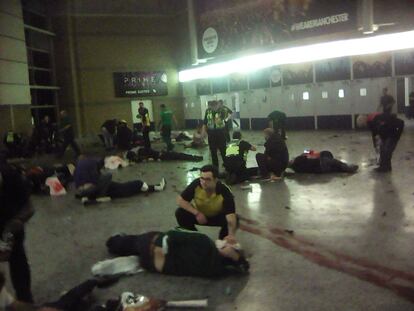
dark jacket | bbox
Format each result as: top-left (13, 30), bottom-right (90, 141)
top-left (368, 114), bottom-right (404, 142)
top-left (264, 133), bottom-right (289, 164)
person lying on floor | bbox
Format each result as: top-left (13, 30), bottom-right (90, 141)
top-left (288, 150), bottom-right (359, 174)
top-left (21, 164), bottom-right (74, 194)
top-left (74, 154), bottom-right (165, 202)
top-left (224, 131), bottom-right (258, 184)
top-left (0, 271), bottom-right (118, 311)
top-left (105, 228), bottom-right (249, 278)
top-left (125, 146), bottom-right (203, 163)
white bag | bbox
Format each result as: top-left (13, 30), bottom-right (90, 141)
top-left (91, 256), bottom-right (143, 277)
top-left (45, 176), bottom-right (67, 196)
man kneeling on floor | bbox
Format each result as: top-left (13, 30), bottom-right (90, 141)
top-left (289, 150), bottom-right (359, 174)
top-left (74, 154), bottom-right (165, 203)
top-left (175, 165), bottom-right (238, 242)
top-left (106, 228), bottom-right (249, 278)
top-left (255, 128), bottom-right (289, 181)
top-left (224, 131), bottom-right (258, 184)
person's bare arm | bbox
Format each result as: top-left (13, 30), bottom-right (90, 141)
top-left (176, 196), bottom-right (198, 215)
top-left (176, 196), bottom-right (207, 224)
top-left (225, 213), bottom-right (238, 239)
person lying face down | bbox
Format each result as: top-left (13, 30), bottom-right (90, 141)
top-left (125, 147), bottom-right (203, 163)
top-left (106, 228), bottom-right (249, 278)
top-left (288, 150), bottom-right (358, 174)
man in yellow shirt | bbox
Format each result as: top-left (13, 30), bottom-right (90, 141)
top-left (175, 165), bottom-right (238, 242)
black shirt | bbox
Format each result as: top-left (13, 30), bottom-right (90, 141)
top-left (0, 165), bottom-right (31, 233)
top-left (290, 155), bottom-right (322, 173)
top-left (380, 94), bottom-right (395, 113)
top-left (181, 179), bottom-right (235, 217)
top-left (264, 133), bottom-right (289, 163)
top-left (369, 114), bottom-right (404, 141)
top-left (102, 119), bottom-right (117, 135)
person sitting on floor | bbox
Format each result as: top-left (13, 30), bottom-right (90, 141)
top-left (175, 165), bottom-right (238, 241)
top-left (105, 228), bottom-right (249, 278)
top-left (125, 146), bottom-right (203, 163)
top-left (288, 150), bottom-right (358, 174)
top-left (224, 131), bottom-right (258, 184)
top-left (185, 124), bottom-right (207, 148)
top-left (255, 128), bottom-right (289, 181)
top-left (73, 154), bottom-right (165, 203)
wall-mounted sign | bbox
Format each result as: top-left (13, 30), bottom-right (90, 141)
top-left (113, 71), bottom-right (168, 97)
top-left (195, 0), bottom-right (358, 59)
top-left (202, 27), bottom-right (219, 54)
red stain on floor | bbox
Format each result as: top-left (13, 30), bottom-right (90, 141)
top-left (239, 217), bottom-right (414, 303)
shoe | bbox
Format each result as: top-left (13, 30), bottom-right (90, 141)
top-left (347, 165), bottom-right (359, 173)
top-left (154, 178), bottom-right (166, 191)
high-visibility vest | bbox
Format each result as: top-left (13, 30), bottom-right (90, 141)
top-left (226, 140), bottom-right (248, 161)
top-left (6, 131), bottom-right (15, 143)
top-left (205, 108), bottom-right (225, 130)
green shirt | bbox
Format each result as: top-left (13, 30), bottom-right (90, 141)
top-left (160, 109), bottom-right (173, 126)
top-left (161, 228), bottom-right (226, 277)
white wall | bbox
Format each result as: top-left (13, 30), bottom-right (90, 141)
top-left (182, 77), bottom-right (397, 123)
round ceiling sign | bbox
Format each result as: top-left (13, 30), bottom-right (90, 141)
top-left (202, 27), bottom-right (219, 54)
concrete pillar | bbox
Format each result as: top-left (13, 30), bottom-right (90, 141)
top-left (187, 0), bottom-right (198, 65)
top-left (361, 0), bottom-right (374, 34)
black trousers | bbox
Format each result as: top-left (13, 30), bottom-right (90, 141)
top-left (175, 208), bottom-right (236, 239)
top-left (44, 279), bottom-right (98, 311)
top-left (161, 125), bottom-right (173, 151)
top-left (106, 232), bottom-right (160, 271)
top-left (256, 153), bottom-right (287, 177)
top-left (78, 174), bottom-right (150, 199)
top-left (207, 130), bottom-right (226, 169)
top-left (59, 135), bottom-right (80, 157)
top-left (272, 118), bottom-right (286, 140)
top-left (8, 230), bottom-right (33, 303)
top-left (320, 158), bottom-right (353, 173)
top-left (379, 137), bottom-right (398, 170)
top-left (160, 151), bottom-right (203, 162)
top-left (224, 121), bottom-right (231, 143)
top-left (142, 127), bottom-right (151, 149)
top-left (224, 156), bottom-right (258, 183)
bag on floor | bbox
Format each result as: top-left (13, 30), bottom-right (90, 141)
top-left (91, 256), bottom-right (143, 277)
top-left (45, 176), bottom-right (67, 196)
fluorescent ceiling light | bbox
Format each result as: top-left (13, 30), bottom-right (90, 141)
top-left (179, 30), bottom-right (414, 82)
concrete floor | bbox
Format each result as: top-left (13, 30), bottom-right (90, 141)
top-left (16, 121), bottom-right (414, 310)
